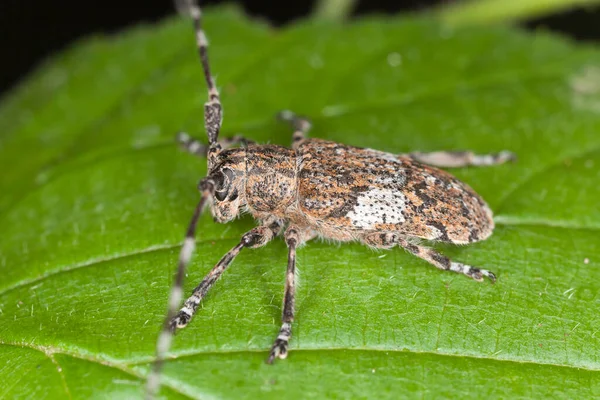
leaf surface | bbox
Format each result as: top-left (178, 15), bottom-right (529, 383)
top-left (1, 6), bottom-right (600, 399)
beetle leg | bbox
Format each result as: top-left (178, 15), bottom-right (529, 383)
top-left (176, 132), bottom-right (253, 157)
top-left (362, 233), bottom-right (496, 282)
top-left (267, 226), bottom-right (315, 363)
top-left (172, 220), bottom-right (283, 330)
top-left (406, 150), bottom-right (516, 168)
top-left (397, 237), bottom-right (496, 282)
top-left (276, 110), bottom-right (312, 147)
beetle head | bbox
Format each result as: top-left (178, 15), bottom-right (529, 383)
top-left (207, 148), bottom-right (247, 223)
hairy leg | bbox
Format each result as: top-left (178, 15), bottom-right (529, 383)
top-left (362, 232), bottom-right (496, 282)
top-left (277, 110), bottom-right (312, 148)
top-left (173, 220), bottom-right (283, 329)
top-left (267, 226), bottom-right (315, 363)
top-left (147, 217), bottom-right (282, 397)
top-left (177, 133), bottom-right (253, 157)
top-left (405, 150), bottom-right (516, 168)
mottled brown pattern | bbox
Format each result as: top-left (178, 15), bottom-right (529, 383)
top-left (215, 138), bottom-right (493, 246)
top-left (294, 139), bottom-right (494, 245)
top-left (244, 145), bottom-right (297, 215)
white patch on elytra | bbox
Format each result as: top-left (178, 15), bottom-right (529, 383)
top-left (375, 172), bottom-right (406, 186)
top-left (346, 189), bottom-right (406, 228)
top-left (570, 66), bottom-right (600, 113)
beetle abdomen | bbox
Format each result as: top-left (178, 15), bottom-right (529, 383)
top-left (296, 139), bottom-right (494, 244)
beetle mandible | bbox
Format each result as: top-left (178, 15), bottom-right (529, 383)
top-left (146, 1), bottom-right (515, 396)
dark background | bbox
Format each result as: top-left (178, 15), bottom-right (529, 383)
top-left (1, 0), bottom-right (599, 97)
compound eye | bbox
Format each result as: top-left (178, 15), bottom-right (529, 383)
top-left (214, 168), bottom-right (233, 201)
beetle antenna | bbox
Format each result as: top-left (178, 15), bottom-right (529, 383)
top-left (146, 179), bottom-right (213, 398)
top-left (183, 0), bottom-right (223, 160)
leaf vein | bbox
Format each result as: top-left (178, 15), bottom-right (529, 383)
top-left (0, 237), bottom-right (241, 297)
top-left (0, 341), bottom-right (197, 400)
top-left (1, 217), bottom-right (597, 298)
top-left (48, 353), bottom-right (72, 400)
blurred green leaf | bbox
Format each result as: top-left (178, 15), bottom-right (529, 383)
top-left (313, 0), bottom-right (357, 21)
top-left (1, 5), bottom-right (600, 399)
top-left (439, 0), bottom-right (600, 26)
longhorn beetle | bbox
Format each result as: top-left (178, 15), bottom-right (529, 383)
top-left (146, 0), bottom-right (515, 396)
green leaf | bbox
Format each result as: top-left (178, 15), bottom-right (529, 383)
top-left (439, 0), bottom-right (600, 25)
top-left (1, 5), bottom-right (600, 399)
top-left (313, 0), bottom-right (357, 21)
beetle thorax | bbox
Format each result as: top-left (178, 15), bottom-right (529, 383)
top-left (244, 145), bottom-right (297, 217)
